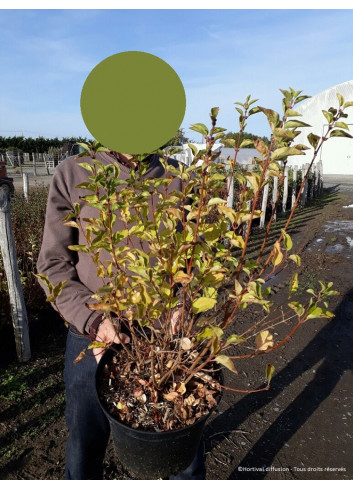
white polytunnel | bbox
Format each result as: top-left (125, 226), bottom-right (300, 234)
top-left (289, 80), bottom-right (353, 175)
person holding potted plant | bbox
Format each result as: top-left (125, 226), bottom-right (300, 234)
top-left (37, 149), bottom-right (206, 480)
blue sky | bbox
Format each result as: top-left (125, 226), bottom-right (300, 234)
top-left (1, 9), bottom-right (353, 143)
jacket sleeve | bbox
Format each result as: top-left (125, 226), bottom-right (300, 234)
top-left (37, 164), bottom-right (102, 334)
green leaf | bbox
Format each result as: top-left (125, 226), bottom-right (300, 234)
top-left (35, 273), bottom-right (51, 288)
top-left (188, 143), bottom-right (199, 156)
top-left (63, 220), bottom-right (80, 229)
top-left (295, 95), bottom-right (311, 103)
top-left (202, 270), bottom-right (224, 286)
top-left (222, 139), bottom-right (236, 148)
top-left (97, 284), bottom-right (114, 294)
top-left (265, 364), bottom-right (275, 384)
top-left (289, 254), bottom-right (301, 266)
top-left (192, 297), bottom-right (217, 314)
top-left (68, 244), bottom-right (89, 253)
top-left (174, 271), bottom-right (193, 284)
top-left (197, 326), bottom-right (223, 342)
top-left (207, 197), bottom-right (227, 206)
top-left (322, 110), bottom-right (334, 124)
top-left (283, 120), bottom-right (311, 129)
top-left (271, 146), bottom-right (305, 161)
top-left (285, 109), bottom-right (303, 117)
top-left (240, 139), bottom-right (254, 148)
top-left (334, 121), bottom-right (349, 130)
top-left (330, 130), bottom-right (353, 139)
top-left (288, 301), bottom-right (305, 317)
top-left (218, 205), bottom-right (237, 224)
top-left (337, 93), bottom-right (344, 106)
top-left (210, 107), bottom-right (219, 118)
top-left (213, 126), bottom-right (227, 134)
top-left (307, 307), bottom-right (335, 320)
top-left (95, 146), bottom-right (110, 153)
top-left (77, 142), bottom-right (91, 152)
top-left (197, 327), bottom-right (215, 342)
top-left (307, 133), bottom-right (320, 149)
top-left (86, 302), bottom-right (119, 313)
top-left (225, 334), bottom-right (246, 345)
top-left (343, 101), bottom-right (353, 109)
top-left (214, 355), bottom-right (238, 374)
top-left (52, 281), bottom-right (67, 299)
top-left (245, 172), bottom-right (260, 192)
top-left (248, 106), bottom-right (260, 116)
top-left (258, 107), bottom-right (280, 128)
top-left (234, 278), bottom-right (242, 296)
top-left (88, 341), bottom-right (107, 349)
top-left (77, 162), bottom-right (94, 173)
top-left (281, 229), bottom-right (293, 251)
top-left (190, 123), bottom-right (208, 137)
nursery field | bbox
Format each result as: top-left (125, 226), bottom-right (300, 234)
top-left (0, 179), bottom-right (352, 480)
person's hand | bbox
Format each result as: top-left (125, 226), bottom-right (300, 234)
top-left (93, 318), bottom-right (130, 363)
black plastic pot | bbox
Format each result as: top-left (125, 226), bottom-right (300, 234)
top-left (96, 348), bottom-right (222, 480)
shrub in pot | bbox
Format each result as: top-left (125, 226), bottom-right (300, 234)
top-left (38, 88), bottom-right (352, 479)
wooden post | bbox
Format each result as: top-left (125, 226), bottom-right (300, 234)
top-left (309, 165), bottom-right (315, 200)
top-left (260, 172), bottom-right (269, 229)
top-left (301, 163), bottom-right (309, 206)
top-left (243, 169), bottom-right (251, 238)
top-left (32, 153), bottom-right (37, 177)
top-left (272, 176), bottom-right (278, 222)
top-left (291, 165), bottom-right (298, 209)
top-left (227, 169), bottom-right (234, 210)
top-left (282, 165), bottom-right (289, 213)
top-left (23, 173), bottom-right (29, 201)
top-left (318, 160), bottom-right (323, 194)
top-left (17, 153), bottom-right (23, 177)
top-left (0, 188), bottom-right (31, 362)
top-left (313, 164), bottom-right (318, 197)
top-left (44, 154), bottom-right (50, 176)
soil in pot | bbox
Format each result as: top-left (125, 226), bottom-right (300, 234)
top-left (96, 347), bottom-right (222, 479)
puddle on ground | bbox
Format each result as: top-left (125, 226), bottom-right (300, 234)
top-left (322, 220), bottom-right (353, 233)
top-left (325, 243), bottom-right (345, 254)
top-left (308, 220), bottom-right (353, 258)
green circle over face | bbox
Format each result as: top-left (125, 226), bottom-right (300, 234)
top-left (80, 51), bottom-right (186, 154)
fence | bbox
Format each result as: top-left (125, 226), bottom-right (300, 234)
top-left (171, 151), bottom-right (323, 228)
top-left (0, 151), bottom-right (69, 175)
top-left (222, 159), bottom-right (323, 228)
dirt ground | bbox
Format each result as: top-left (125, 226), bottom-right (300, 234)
top-left (0, 176), bottom-right (352, 480)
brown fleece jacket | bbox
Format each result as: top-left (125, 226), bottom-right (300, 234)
top-left (37, 152), bottom-right (184, 335)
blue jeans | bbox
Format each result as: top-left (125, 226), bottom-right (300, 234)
top-left (64, 328), bottom-right (206, 480)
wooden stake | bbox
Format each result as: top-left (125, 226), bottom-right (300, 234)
top-left (260, 172), bottom-right (269, 229)
top-left (291, 165), bottom-right (298, 209)
top-left (272, 176), bottom-right (278, 222)
top-left (0, 188), bottom-right (31, 362)
top-left (32, 153), bottom-right (37, 177)
top-left (282, 165), bottom-right (289, 213)
top-left (23, 173), bottom-right (29, 201)
top-left (301, 163), bottom-right (309, 206)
